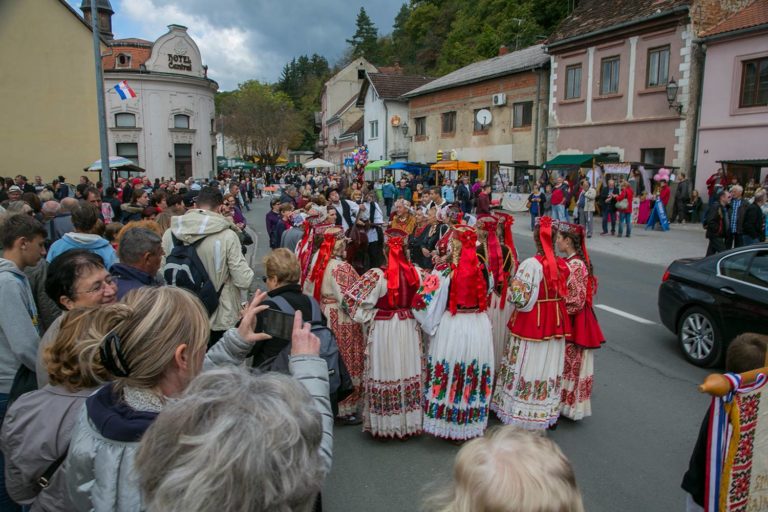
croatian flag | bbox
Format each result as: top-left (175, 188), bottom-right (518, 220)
top-left (114, 80), bottom-right (137, 100)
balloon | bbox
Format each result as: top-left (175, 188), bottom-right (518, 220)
top-left (653, 174), bottom-right (662, 182)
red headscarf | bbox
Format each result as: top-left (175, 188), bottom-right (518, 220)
top-left (448, 228), bottom-right (488, 314)
top-left (538, 217), bottom-right (566, 298)
top-left (308, 230), bottom-right (338, 301)
top-left (385, 232), bottom-right (419, 308)
top-left (578, 227), bottom-right (598, 305)
top-left (296, 220), bottom-right (314, 286)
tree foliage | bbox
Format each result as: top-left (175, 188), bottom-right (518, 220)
top-left (346, 7), bottom-right (379, 60)
top-left (218, 81), bottom-right (302, 165)
top-left (276, 54), bottom-right (331, 150)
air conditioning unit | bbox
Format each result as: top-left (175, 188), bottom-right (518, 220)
top-left (492, 93), bottom-right (507, 106)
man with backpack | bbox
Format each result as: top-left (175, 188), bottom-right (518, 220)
top-left (162, 187), bottom-right (254, 347)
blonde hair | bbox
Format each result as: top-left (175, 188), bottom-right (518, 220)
top-left (44, 307), bottom-right (112, 391)
top-left (424, 426), bottom-right (584, 512)
top-left (91, 287), bottom-right (210, 391)
top-left (263, 249), bottom-right (300, 285)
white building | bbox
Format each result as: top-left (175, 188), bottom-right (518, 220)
top-left (99, 17), bottom-right (218, 181)
top-left (357, 72), bottom-right (432, 162)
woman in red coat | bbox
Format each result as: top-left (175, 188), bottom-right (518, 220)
top-left (556, 222), bottom-right (605, 421)
top-left (616, 179), bottom-right (634, 237)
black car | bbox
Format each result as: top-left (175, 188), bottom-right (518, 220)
top-left (658, 243), bottom-right (768, 367)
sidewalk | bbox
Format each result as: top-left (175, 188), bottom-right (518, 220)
top-left (511, 214), bottom-right (709, 267)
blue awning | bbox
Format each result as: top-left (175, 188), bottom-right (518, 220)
top-left (383, 162), bottom-right (431, 175)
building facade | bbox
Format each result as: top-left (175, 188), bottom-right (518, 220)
top-left (0, 0), bottom-right (104, 183)
top-left (404, 45), bottom-right (549, 188)
top-left (102, 23), bottom-right (218, 181)
top-left (358, 72), bottom-right (433, 163)
top-left (695, 1), bottom-right (768, 194)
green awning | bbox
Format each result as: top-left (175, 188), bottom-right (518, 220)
top-left (543, 154), bottom-right (599, 168)
top-left (365, 160), bottom-right (391, 171)
top-left (717, 159), bottom-right (768, 167)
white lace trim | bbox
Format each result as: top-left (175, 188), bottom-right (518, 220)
top-left (123, 386), bottom-right (166, 413)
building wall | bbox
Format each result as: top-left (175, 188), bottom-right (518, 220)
top-left (548, 23), bottom-right (691, 169)
top-left (0, 0), bottom-right (101, 183)
top-left (695, 31), bottom-right (768, 194)
top-left (363, 86), bottom-right (386, 161)
top-left (407, 71), bottom-right (548, 167)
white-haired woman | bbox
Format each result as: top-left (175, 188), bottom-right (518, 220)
top-left (63, 286), bottom-right (332, 511)
top-left (136, 364), bottom-right (327, 512)
top-left (423, 426), bottom-right (584, 512)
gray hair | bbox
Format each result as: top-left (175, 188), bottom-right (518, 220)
top-left (731, 184), bottom-right (744, 194)
top-left (136, 366), bottom-right (323, 512)
top-left (42, 200), bottom-right (61, 216)
top-left (60, 197), bottom-right (79, 213)
top-left (117, 228), bottom-right (161, 264)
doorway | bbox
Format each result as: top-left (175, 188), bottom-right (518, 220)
top-left (174, 144), bottom-right (192, 181)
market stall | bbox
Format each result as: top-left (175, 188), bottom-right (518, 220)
top-left (430, 160), bottom-right (481, 184)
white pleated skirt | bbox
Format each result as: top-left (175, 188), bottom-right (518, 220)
top-left (560, 343), bottom-right (594, 420)
top-left (362, 316), bottom-right (423, 438)
top-left (487, 292), bottom-right (514, 372)
top-left (423, 311), bottom-right (494, 440)
top-left (491, 334), bottom-right (566, 430)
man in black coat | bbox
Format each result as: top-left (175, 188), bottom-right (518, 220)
top-left (705, 190), bottom-right (731, 256)
top-left (456, 176), bottom-right (472, 214)
top-left (742, 190), bottom-right (766, 245)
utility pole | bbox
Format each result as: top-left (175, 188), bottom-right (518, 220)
top-left (90, 2), bottom-right (112, 188)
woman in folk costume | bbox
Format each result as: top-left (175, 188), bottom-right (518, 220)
top-left (555, 222), bottom-right (605, 421)
top-left (303, 224), bottom-right (366, 423)
top-left (343, 229), bottom-right (424, 438)
top-left (296, 204), bottom-right (328, 287)
top-left (475, 214), bottom-right (518, 372)
top-left (423, 225), bottom-right (495, 441)
top-left (491, 216), bottom-right (572, 430)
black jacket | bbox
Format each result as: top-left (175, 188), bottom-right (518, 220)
top-left (742, 201), bottom-right (765, 241)
top-left (705, 203), bottom-right (730, 240)
top-left (250, 284), bottom-right (327, 368)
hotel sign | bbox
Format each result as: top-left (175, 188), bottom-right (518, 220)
top-left (168, 53), bottom-right (192, 71)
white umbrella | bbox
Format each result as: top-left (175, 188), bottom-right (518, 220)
top-left (303, 158), bottom-right (336, 169)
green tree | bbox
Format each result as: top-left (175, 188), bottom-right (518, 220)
top-left (346, 7), bottom-right (379, 61)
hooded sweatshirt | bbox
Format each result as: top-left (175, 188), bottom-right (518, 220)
top-left (46, 233), bottom-right (118, 269)
top-left (161, 210), bottom-right (254, 331)
top-left (0, 259), bottom-right (41, 393)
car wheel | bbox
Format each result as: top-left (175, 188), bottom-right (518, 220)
top-left (678, 307), bottom-right (722, 367)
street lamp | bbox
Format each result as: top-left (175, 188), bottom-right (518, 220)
top-left (401, 121), bottom-right (409, 136)
top-left (666, 77), bottom-right (683, 114)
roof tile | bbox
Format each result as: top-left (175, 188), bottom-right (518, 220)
top-left (368, 73), bottom-right (434, 100)
top-left (703, 0), bottom-right (768, 37)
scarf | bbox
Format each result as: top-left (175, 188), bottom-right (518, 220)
top-left (385, 237), bottom-right (419, 308)
top-left (308, 233), bottom-right (335, 301)
top-left (448, 229), bottom-right (488, 314)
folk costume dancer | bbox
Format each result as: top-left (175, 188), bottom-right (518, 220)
top-left (303, 225), bottom-right (365, 423)
top-left (476, 214), bottom-right (518, 372)
top-left (296, 205), bottom-right (328, 287)
top-left (423, 225), bottom-right (495, 441)
top-left (343, 229), bottom-right (423, 439)
top-left (491, 216), bottom-right (572, 430)
top-left (556, 222), bottom-right (605, 421)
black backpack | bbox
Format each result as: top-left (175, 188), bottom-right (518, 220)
top-left (262, 295), bottom-right (353, 399)
top-left (164, 234), bottom-right (224, 316)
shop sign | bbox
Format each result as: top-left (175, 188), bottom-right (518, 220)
top-left (168, 53), bottom-right (193, 71)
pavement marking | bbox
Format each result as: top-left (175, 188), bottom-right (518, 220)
top-left (594, 304), bottom-right (657, 325)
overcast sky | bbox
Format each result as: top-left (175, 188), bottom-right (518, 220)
top-left (67, 0), bottom-right (403, 90)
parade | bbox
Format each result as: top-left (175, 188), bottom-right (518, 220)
top-left (1, 0), bottom-right (768, 511)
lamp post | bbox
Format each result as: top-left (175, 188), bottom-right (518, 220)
top-left (89, 2), bottom-right (111, 188)
top-left (666, 77), bottom-right (683, 114)
top-left (401, 121), bottom-right (409, 136)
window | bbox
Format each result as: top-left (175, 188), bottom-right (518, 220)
top-left (720, 252), bottom-right (754, 282)
top-left (565, 64), bottom-right (582, 99)
top-left (747, 252), bottom-right (768, 287)
top-left (210, 118), bottom-right (215, 132)
top-left (600, 56), bottom-right (620, 95)
top-left (174, 114), bottom-right (190, 129)
top-left (369, 120), bottom-right (379, 139)
top-left (647, 46), bottom-right (670, 87)
top-left (740, 57), bottom-right (768, 107)
top-left (641, 148), bottom-right (665, 166)
top-left (116, 143), bottom-right (138, 165)
top-left (116, 53), bottom-right (131, 68)
top-left (114, 113), bottom-right (136, 128)
top-left (441, 111), bottom-right (456, 134)
top-left (415, 117), bottom-right (426, 137)
top-left (513, 102), bottom-right (533, 128)
top-left (473, 108), bottom-right (491, 132)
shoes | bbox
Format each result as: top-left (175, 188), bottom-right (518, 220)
top-left (587, 234), bottom-right (592, 238)
top-left (611, 232), bottom-right (616, 236)
top-left (626, 234), bottom-right (631, 238)
top-left (600, 232), bottom-right (609, 236)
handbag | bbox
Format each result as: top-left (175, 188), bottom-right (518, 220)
top-left (615, 198), bottom-right (629, 210)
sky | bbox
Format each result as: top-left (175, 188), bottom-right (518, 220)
top-left (66, 0), bottom-right (403, 91)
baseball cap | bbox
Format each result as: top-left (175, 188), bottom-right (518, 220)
top-left (131, 178), bottom-right (142, 185)
top-left (8, 185), bottom-right (22, 193)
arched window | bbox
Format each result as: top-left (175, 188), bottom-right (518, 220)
top-left (174, 114), bottom-right (190, 129)
top-left (116, 53), bottom-right (132, 68)
top-left (115, 113), bottom-right (136, 128)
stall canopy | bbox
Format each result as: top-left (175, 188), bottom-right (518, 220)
top-left (542, 154), bottom-right (609, 168)
top-left (365, 160), bottom-right (391, 171)
top-left (85, 156), bottom-right (144, 173)
top-left (384, 161), bottom-right (431, 175)
top-left (304, 158), bottom-right (336, 169)
top-left (431, 160), bottom-right (481, 171)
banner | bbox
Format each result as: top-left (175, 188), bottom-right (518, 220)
top-left (501, 193), bottom-right (529, 212)
top-left (603, 163), bottom-right (631, 175)
top-left (645, 200), bottom-right (670, 231)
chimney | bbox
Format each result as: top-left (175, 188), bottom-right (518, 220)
top-left (498, 45), bottom-right (509, 56)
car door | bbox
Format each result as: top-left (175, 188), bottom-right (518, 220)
top-left (714, 249), bottom-right (768, 340)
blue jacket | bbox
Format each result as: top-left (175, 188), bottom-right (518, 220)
top-left (47, 233), bottom-right (117, 269)
top-left (382, 182), bottom-right (396, 199)
top-left (110, 263), bottom-right (159, 299)
top-left (441, 185), bottom-right (455, 203)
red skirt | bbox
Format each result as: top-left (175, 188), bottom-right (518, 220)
top-left (509, 300), bottom-right (571, 342)
top-left (568, 305), bottom-right (605, 348)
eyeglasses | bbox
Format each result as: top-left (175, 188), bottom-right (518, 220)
top-left (74, 276), bottom-right (117, 296)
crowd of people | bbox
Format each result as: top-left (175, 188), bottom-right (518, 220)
top-left (0, 170), bottom-right (593, 511)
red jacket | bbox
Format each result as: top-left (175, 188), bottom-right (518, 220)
top-left (476, 192), bottom-right (491, 214)
top-left (705, 173), bottom-right (726, 196)
top-left (616, 187), bottom-right (633, 213)
top-left (659, 185), bottom-right (670, 206)
top-left (551, 188), bottom-right (565, 206)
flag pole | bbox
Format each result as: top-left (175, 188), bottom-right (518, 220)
top-left (89, 2), bottom-right (112, 189)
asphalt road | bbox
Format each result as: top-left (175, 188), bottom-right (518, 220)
top-left (243, 198), bottom-right (711, 512)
